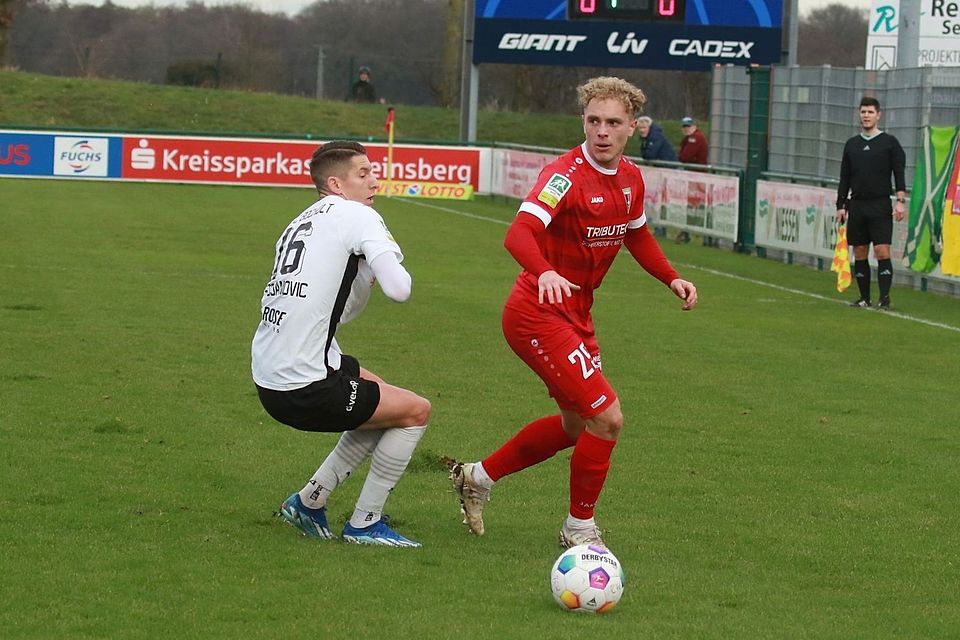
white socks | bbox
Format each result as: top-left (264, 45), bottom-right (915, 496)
top-left (472, 461), bottom-right (495, 489)
top-left (565, 514), bottom-right (596, 530)
top-left (299, 429), bottom-right (382, 509)
top-left (349, 425), bottom-right (426, 529)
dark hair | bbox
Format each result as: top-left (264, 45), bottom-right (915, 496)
top-left (309, 141), bottom-right (367, 194)
top-left (859, 96), bottom-right (881, 110)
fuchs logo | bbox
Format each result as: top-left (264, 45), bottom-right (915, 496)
top-left (53, 137), bottom-right (109, 177)
top-left (668, 39), bottom-right (754, 59)
top-left (537, 173), bottom-right (572, 208)
top-left (498, 33), bottom-right (587, 52)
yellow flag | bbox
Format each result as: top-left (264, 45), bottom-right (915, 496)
top-left (831, 226), bottom-right (852, 292)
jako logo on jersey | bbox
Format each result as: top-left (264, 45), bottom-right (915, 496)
top-left (607, 32), bottom-right (648, 55)
top-left (669, 40), bottom-right (754, 58)
top-left (590, 196), bottom-right (604, 204)
top-left (537, 173), bottom-right (573, 208)
top-left (498, 33), bottom-right (587, 52)
top-left (0, 144), bottom-right (30, 166)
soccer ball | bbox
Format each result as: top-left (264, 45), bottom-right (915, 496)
top-left (550, 544), bottom-right (625, 614)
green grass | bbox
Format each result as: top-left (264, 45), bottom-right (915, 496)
top-left (1, 178), bottom-right (959, 639)
top-left (0, 70), bottom-right (591, 148)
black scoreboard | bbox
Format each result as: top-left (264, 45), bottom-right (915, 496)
top-left (474, 0), bottom-right (783, 71)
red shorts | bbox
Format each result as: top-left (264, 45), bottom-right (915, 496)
top-left (502, 291), bottom-right (617, 419)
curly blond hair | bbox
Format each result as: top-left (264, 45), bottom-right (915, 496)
top-left (577, 76), bottom-right (647, 119)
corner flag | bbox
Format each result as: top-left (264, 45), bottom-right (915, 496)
top-left (384, 106), bottom-right (395, 195)
top-left (831, 225), bottom-right (852, 292)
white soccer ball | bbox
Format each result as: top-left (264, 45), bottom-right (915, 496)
top-left (550, 544), bottom-right (625, 614)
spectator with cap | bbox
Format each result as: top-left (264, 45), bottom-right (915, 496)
top-left (677, 116), bottom-right (708, 165)
top-left (349, 66), bottom-right (377, 104)
top-left (637, 116), bottom-right (677, 162)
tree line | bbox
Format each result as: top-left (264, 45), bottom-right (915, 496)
top-left (2, 0), bottom-right (868, 120)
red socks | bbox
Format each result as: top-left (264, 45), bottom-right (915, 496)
top-left (482, 415), bottom-right (575, 481)
top-left (569, 430), bottom-right (617, 519)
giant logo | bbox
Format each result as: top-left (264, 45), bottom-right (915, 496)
top-left (53, 137), bottom-right (110, 177)
top-left (498, 33), bottom-right (587, 51)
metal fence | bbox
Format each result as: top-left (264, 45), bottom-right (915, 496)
top-left (710, 65), bottom-right (960, 188)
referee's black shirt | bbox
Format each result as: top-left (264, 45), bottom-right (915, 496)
top-left (836, 132), bottom-right (906, 209)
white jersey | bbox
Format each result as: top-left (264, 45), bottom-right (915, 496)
top-left (251, 195), bottom-right (402, 391)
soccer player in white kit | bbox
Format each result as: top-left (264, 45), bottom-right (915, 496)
top-left (252, 141), bottom-right (430, 547)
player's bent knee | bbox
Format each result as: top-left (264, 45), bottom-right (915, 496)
top-left (411, 396), bottom-right (431, 426)
top-left (587, 406), bottom-right (623, 440)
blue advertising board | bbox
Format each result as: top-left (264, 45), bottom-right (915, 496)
top-left (474, 0), bottom-right (783, 70)
top-left (0, 131), bottom-right (123, 179)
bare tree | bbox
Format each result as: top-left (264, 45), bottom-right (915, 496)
top-left (798, 3), bottom-right (868, 67)
top-left (0, 0), bottom-right (22, 67)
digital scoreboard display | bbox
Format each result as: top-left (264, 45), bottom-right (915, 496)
top-left (567, 0), bottom-right (686, 22)
top-left (474, 0), bottom-right (783, 71)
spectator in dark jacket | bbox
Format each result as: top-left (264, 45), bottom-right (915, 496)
top-left (637, 116), bottom-right (677, 162)
top-left (678, 116), bottom-right (708, 164)
top-left (349, 66), bottom-right (377, 104)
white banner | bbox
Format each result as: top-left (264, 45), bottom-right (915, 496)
top-left (755, 180), bottom-right (909, 264)
top-left (642, 166), bottom-right (740, 241)
top-left (491, 148), bottom-right (555, 200)
top-left (866, 0), bottom-right (960, 69)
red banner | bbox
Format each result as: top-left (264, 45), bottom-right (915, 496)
top-left (121, 135), bottom-right (481, 189)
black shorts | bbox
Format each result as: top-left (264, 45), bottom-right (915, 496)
top-left (847, 198), bottom-right (893, 247)
top-left (256, 355), bottom-right (381, 433)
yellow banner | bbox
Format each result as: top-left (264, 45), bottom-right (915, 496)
top-left (378, 180), bottom-right (473, 200)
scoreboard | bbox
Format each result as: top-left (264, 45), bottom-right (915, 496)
top-left (567, 0), bottom-right (686, 22)
top-left (473, 0), bottom-right (783, 71)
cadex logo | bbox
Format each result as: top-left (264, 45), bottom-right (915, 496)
top-left (0, 143), bottom-right (30, 166)
top-left (668, 39), bottom-right (754, 58)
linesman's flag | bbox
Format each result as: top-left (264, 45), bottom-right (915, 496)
top-left (831, 225), bottom-right (852, 292)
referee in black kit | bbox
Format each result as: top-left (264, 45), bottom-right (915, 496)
top-left (836, 96), bottom-right (906, 310)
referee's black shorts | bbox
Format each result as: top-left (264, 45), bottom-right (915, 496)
top-left (255, 355), bottom-right (381, 433)
top-left (847, 197), bottom-right (893, 247)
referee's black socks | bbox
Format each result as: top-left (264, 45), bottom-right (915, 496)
top-left (877, 258), bottom-right (893, 299)
top-left (854, 260), bottom-right (871, 302)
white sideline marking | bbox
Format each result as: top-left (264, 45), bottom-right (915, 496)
top-left (405, 199), bottom-right (960, 334)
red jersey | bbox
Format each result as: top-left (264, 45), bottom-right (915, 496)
top-left (510, 143), bottom-right (647, 332)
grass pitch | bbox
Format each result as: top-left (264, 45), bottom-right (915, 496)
top-left (1, 178), bottom-right (959, 639)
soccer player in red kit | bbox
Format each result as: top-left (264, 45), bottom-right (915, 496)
top-left (449, 77), bottom-right (698, 548)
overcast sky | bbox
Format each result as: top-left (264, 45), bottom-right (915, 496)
top-left (74, 0), bottom-right (875, 18)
